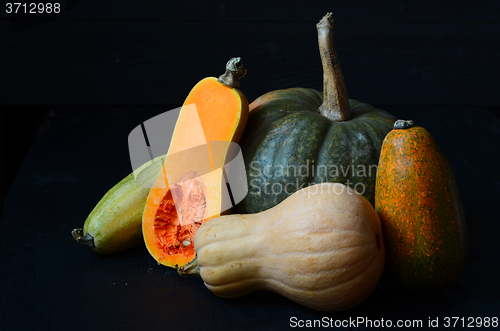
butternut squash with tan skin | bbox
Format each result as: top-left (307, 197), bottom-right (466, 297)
top-left (179, 183), bottom-right (385, 312)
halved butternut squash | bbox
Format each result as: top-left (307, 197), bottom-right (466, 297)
top-left (143, 58), bottom-right (249, 268)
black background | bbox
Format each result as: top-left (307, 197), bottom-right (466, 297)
top-left (1, 1), bottom-right (499, 330)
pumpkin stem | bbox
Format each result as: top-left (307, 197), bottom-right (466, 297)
top-left (218, 57), bottom-right (247, 89)
top-left (394, 119), bottom-right (415, 129)
top-left (178, 256), bottom-right (201, 277)
top-left (317, 13), bottom-right (351, 122)
top-left (71, 228), bottom-right (95, 249)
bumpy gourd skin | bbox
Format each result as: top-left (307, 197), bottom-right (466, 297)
top-left (375, 125), bottom-right (468, 293)
top-left (191, 183), bottom-right (385, 312)
top-left (234, 88), bottom-right (396, 214)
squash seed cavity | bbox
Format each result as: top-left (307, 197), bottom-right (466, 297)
top-left (153, 172), bottom-right (206, 257)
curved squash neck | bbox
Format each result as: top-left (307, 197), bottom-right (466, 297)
top-left (317, 13), bottom-right (351, 122)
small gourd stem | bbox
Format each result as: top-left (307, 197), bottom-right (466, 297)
top-left (394, 119), bottom-right (415, 129)
top-left (317, 13), bottom-right (351, 121)
top-left (71, 228), bottom-right (95, 249)
top-left (218, 57), bottom-right (247, 89)
top-left (178, 256), bottom-right (201, 277)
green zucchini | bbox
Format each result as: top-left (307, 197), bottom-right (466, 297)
top-left (72, 155), bottom-right (165, 254)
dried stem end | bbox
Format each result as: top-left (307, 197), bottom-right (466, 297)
top-left (72, 228), bottom-right (95, 249)
top-left (178, 256), bottom-right (201, 277)
top-left (394, 119), bottom-right (415, 130)
top-left (317, 13), bottom-right (351, 122)
top-left (218, 57), bottom-right (247, 88)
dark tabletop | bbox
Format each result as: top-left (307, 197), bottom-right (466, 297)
top-left (0, 106), bottom-right (499, 331)
top-left (2, 0), bottom-right (500, 329)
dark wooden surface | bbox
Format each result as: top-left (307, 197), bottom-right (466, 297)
top-left (1, 1), bottom-right (500, 330)
top-left (1, 0), bottom-right (499, 106)
top-left (0, 109), bottom-right (49, 216)
top-left (0, 107), bottom-right (499, 331)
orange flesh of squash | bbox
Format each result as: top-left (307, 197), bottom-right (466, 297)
top-left (143, 77), bottom-right (249, 267)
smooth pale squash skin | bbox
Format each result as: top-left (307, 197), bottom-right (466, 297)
top-left (234, 88), bottom-right (396, 214)
top-left (74, 155), bottom-right (165, 254)
top-left (191, 183), bottom-right (385, 312)
top-left (375, 122), bottom-right (468, 293)
top-left (143, 76), bottom-right (249, 268)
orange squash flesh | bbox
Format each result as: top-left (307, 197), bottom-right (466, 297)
top-left (143, 76), bottom-right (248, 268)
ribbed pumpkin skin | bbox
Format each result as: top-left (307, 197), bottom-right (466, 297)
top-left (194, 183), bottom-right (385, 312)
top-left (375, 125), bottom-right (467, 293)
top-left (234, 88), bottom-right (396, 214)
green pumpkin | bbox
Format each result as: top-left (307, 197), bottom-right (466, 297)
top-left (234, 14), bottom-right (396, 214)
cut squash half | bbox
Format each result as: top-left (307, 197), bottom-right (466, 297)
top-left (143, 58), bottom-right (249, 268)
